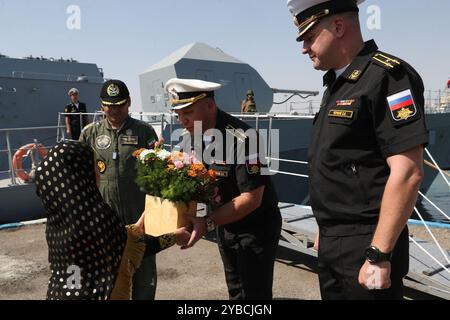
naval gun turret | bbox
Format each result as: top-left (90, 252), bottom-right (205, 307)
top-left (140, 42), bottom-right (318, 113)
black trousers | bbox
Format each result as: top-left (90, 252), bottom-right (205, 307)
top-left (317, 227), bottom-right (409, 300)
top-left (70, 127), bottom-right (81, 141)
top-left (217, 210), bottom-right (282, 300)
top-left (132, 254), bottom-right (157, 300)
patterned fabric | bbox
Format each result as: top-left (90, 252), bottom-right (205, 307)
top-left (36, 141), bottom-right (126, 300)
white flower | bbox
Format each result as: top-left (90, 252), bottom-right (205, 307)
top-left (156, 149), bottom-right (171, 160)
top-left (139, 149), bottom-right (152, 162)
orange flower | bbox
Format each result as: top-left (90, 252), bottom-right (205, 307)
top-left (187, 163), bottom-right (205, 178)
top-left (132, 148), bottom-right (146, 158)
top-left (207, 169), bottom-right (217, 181)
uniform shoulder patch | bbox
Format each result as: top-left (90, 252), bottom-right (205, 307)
top-left (372, 52), bottom-right (401, 70)
top-left (387, 89), bottom-right (419, 125)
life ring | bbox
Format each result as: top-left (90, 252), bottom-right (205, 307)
top-left (12, 143), bottom-right (48, 182)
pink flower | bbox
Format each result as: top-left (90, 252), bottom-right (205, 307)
top-left (183, 153), bottom-right (191, 165)
top-left (174, 161), bottom-right (184, 169)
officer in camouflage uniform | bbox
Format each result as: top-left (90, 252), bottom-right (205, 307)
top-left (79, 80), bottom-right (159, 300)
top-left (241, 90), bottom-right (257, 113)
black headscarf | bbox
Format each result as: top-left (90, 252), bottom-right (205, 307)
top-left (36, 141), bottom-right (126, 300)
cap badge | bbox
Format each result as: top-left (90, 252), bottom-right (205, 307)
top-left (107, 84), bottom-right (120, 97)
top-left (169, 89), bottom-right (179, 101)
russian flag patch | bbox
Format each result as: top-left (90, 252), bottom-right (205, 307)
top-left (387, 89), bottom-right (417, 122)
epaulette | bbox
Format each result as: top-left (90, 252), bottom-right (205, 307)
top-left (225, 124), bottom-right (247, 142)
top-left (81, 122), bottom-right (95, 133)
top-left (371, 52), bottom-right (401, 70)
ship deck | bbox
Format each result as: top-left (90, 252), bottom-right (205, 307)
top-left (1, 204), bottom-right (449, 300)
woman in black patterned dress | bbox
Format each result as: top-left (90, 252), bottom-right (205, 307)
top-left (36, 141), bottom-right (190, 300)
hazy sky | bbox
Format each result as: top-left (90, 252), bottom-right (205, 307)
top-left (1, 0), bottom-right (449, 111)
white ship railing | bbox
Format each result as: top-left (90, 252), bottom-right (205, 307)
top-left (1, 111), bottom-right (449, 298)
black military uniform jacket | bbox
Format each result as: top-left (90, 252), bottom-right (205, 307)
top-left (309, 40), bottom-right (428, 236)
top-left (206, 109), bottom-right (279, 232)
top-left (64, 102), bottom-right (88, 130)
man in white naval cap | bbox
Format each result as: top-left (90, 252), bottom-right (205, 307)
top-left (165, 78), bottom-right (282, 300)
top-left (287, 0), bottom-right (428, 300)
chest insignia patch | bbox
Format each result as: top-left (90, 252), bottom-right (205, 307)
top-left (336, 99), bottom-right (355, 106)
top-left (387, 89), bottom-right (417, 122)
top-left (97, 160), bottom-right (106, 174)
top-left (349, 70), bottom-right (362, 81)
top-left (328, 110), bottom-right (354, 119)
top-left (120, 135), bottom-right (138, 145)
top-left (95, 135), bottom-right (112, 150)
top-left (214, 170), bottom-right (229, 178)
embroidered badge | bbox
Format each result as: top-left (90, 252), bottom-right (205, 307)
top-left (349, 70), bottom-right (362, 80)
top-left (387, 89), bottom-right (417, 122)
top-left (107, 84), bottom-right (120, 97)
top-left (120, 135), bottom-right (138, 145)
top-left (97, 160), bottom-right (106, 174)
top-left (246, 159), bottom-right (261, 175)
top-left (95, 135), bottom-right (111, 150)
top-left (336, 99), bottom-right (355, 106)
top-left (328, 110), bottom-right (354, 119)
top-left (214, 170), bottom-right (229, 178)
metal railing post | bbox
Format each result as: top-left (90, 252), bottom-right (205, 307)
top-left (255, 114), bottom-right (259, 132)
top-left (79, 112), bottom-right (83, 134)
top-left (268, 115), bottom-right (273, 170)
top-left (56, 113), bottom-right (62, 142)
top-left (170, 113), bottom-right (174, 151)
top-left (6, 131), bottom-right (17, 186)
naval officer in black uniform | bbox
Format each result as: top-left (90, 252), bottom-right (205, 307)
top-left (165, 78), bottom-right (282, 300)
top-left (287, 0), bottom-right (428, 299)
top-left (65, 88), bottom-right (89, 140)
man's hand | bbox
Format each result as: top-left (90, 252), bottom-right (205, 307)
top-left (358, 260), bottom-right (391, 290)
top-left (66, 129), bottom-right (71, 136)
top-left (134, 212), bottom-right (145, 235)
top-left (155, 137), bottom-right (165, 148)
top-left (182, 215), bottom-right (207, 249)
top-left (174, 227), bottom-right (192, 247)
top-left (313, 233), bottom-right (319, 252)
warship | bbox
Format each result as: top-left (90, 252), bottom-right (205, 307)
top-left (0, 43), bottom-right (449, 299)
top-left (1, 42), bottom-right (449, 223)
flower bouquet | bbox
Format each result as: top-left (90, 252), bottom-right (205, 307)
top-left (133, 147), bottom-right (216, 236)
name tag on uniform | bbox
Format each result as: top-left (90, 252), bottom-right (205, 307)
top-left (211, 163), bottom-right (230, 178)
top-left (120, 136), bottom-right (138, 145)
top-left (328, 110), bottom-right (354, 119)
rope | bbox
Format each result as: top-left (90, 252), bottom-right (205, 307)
top-left (424, 159), bottom-right (450, 178)
top-left (273, 93), bottom-right (316, 105)
top-left (413, 207), bottom-right (450, 266)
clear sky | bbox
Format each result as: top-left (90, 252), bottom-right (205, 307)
top-left (1, 0), bottom-right (449, 111)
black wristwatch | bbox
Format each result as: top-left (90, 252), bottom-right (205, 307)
top-left (365, 246), bottom-right (392, 264)
top-left (204, 215), bottom-right (216, 233)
